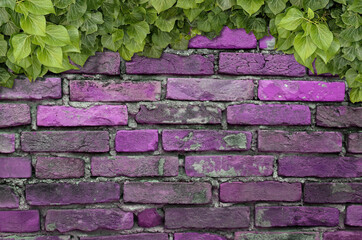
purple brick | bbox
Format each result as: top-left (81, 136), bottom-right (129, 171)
top-left (70, 80), bottom-right (161, 102)
top-left (163, 130), bottom-right (252, 152)
top-left (0, 237), bottom-right (70, 240)
top-left (0, 78), bottom-right (61, 100)
top-left (91, 156), bottom-right (178, 177)
top-left (279, 156), bottom-right (362, 178)
top-left (220, 181), bottom-right (301, 203)
top-left (80, 233), bottom-right (168, 240)
top-left (37, 105), bottom-right (128, 126)
top-left (304, 183), bottom-right (362, 203)
top-left (45, 209), bottom-right (133, 232)
top-left (126, 53), bottom-right (214, 75)
top-left (346, 205), bottom-right (362, 226)
top-left (124, 182), bottom-right (211, 204)
top-left (0, 104), bottom-right (31, 128)
top-left (137, 208), bottom-right (162, 228)
top-left (26, 182), bottom-right (120, 206)
top-left (258, 80), bottom-right (346, 101)
top-left (324, 231), bottom-right (362, 240)
top-left (259, 35), bottom-right (276, 49)
top-left (0, 157), bottom-right (31, 178)
top-left (115, 130), bottom-right (158, 152)
top-left (0, 186), bottom-right (19, 209)
top-left (317, 106), bottom-right (362, 128)
top-left (174, 233), bottom-right (227, 240)
top-left (21, 131), bottom-right (109, 152)
top-left (258, 130), bottom-right (342, 153)
top-left (165, 207), bottom-right (250, 229)
top-left (189, 27), bottom-right (257, 49)
top-left (348, 133), bottom-right (362, 153)
top-left (219, 53), bottom-right (305, 76)
top-left (235, 232), bottom-right (318, 240)
top-left (0, 210), bottom-right (39, 232)
top-left (0, 134), bottom-right (15, 153)
top-left (35, 157), bottom-right (85, 179)
top-left (185, 155), bottom-right (274, 177)
top-left (227, 104), bottom-right (311, 125)
top-left (167, 78), bottom-right (254, 101)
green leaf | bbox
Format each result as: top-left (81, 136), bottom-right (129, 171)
top-left (11, 33), bottom-right (32, 62)
top-left (266, 0), bottom-right (287, 15)
top-left (43, 25), bottom-right (71, 47)
top-left (112, 29), bottom-right (124, 42)
top-left (310, 23), bottom-right (333, 51)
top-left (348, 0), bottom-right (362, 14)
top-left (307, 8), bottom-right (314, 19)
top-left (67, 0), bottom-right (87, 22)
top-left (0, 67), bottom-right (14, 88)
top-left (176, 0), bottom-right (198, 9)
top-left (119, 45), bottom-right (134, 61)
top-left (0, 36), bottom-right (8, 57)
top-left (152, 30), bottom-right (171, 48)
top-left (101, 34), bottom-right (122, 51)
top-left (276, 33), bottom-right (296, 50)
top-left (350, 87), bottom-right (362, 103)
top-left (0, 0), bottom-right (16, 10)
top-left (334, 0), bottom-right (346, 4)
top-left (24, 54), bottom-right (42, 81)
top-left (278, 8), bottom-right (304, 30)
top-left (184, 7), bottom-right (204, 22)
top-left (68, 52), bottom-right (90, 66)
top-left (81, 12), bottom-right (104, 34)
top-left (22, 0), bottom-right (55, 15)
top-left (127, 21), bottom-right (150, 42)
top-left (316, 38), bottom-right (340, 63)
top-left (217, 0), bottom-right (236, 11)
top-left (37, 45), bottom-right (63, 68)
top-left (341, 11), bottom-right (361, 28)
top-left (0, 8), bottom-right (10, 25)
top-left (315, 57), bottom-right (330, 75)
top-left (303, 0), bottom-right (329, 11)
top-left (20, 14), bottom-right (46, 36)
top-left (345, 68), bottom-right (360, 88)
top-left (294, 32), bottom-right (317, 63)
top-left (155, 17), bottom-right (176, 32)
top-left (340, 26), bottom-right (362, 42)
top-left (237, 0), bottom-right (264, 16)
top-left (62, 26), bottom-right (80, 53)
top-left (142, 45), bottom-right (163, 58)
top-left (150, 0), bottom-right (176, 13)
top-left (54, 0), bottom-right (75, 9)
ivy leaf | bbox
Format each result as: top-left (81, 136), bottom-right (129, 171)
top-left (43, 25), bottom-right (71, 47)
top-left (54, 0), bottom-right (75, 9)
top-left (155, 17), bottom-right (176, 32)
top-left (142, 45), bottom-right (163, 58)
top-left (127, 21), bottom-right (150, 42)
top-left (307, 8), bottom-right (314, 19)
top-left (0, 8), bottom-right (10, 26)
top-left (316, 38), bottom-right (340, 63)
top-left (67, 0), bottom-right (87, 22)
top-left (276, 33), bottom-right (296, 50)
top-left (11, 33), bottom-right (32, 62)
top-left (237, 0), bottom-right (264, 16)
top-left (112, 29), bottom-right (124, 42)
top-left (310, 23), bottom-right (333, 51)
top-left (0, 0), bottom-right (16, 10)
top-left (341, 11), bottom-right (361, 28)
top-left (345, 68), bottom-right (360, 88)
top-left (0, 67), bottom-right (14, 88)
top-left (37, 45), bottom-right (63, 68)
top-left (20, 14), bottom-right (46, 36)
top-left (68, 52), bottom-right (90, 66)
top-left (119, 45), bottom-right (134, 61)
top-left (278, 8), bottom-right (304, 30)
top-left (176, 0), bottom-right (198, 9)
top-left (24, 54), bottom-right (42, 81)
top-left (315, 57), bottom-right (330, 75)
top-left (303, 0), bottom-right (329, 11)
top-left (62, 26), bottom-right (80, 53)
top-left (333, 0), bottom-right (346, 4)
top-left (290, 0), bottom-right (303, 8)
top-left (266, 0), bottom-right (287, 15)
top-left (217, 0), bottom-right (236, 11)
top-left (350, 87), bottom-right (362, 103)
top-left (152, 30), bottom-right (171, 48)
top-left (101, 34), bottom-right (122, 51)
top-left (294, 32), bottom-right (317, 63)
top-left (184, 7), bottom-right (204, 22)
top-left (348, 0), bottom-right (362, 14)
top-left (340, 26), bottom-right (362, 42)
top-left (150, 0), bottom-right (176, 13)
top-left (0, 35), bottom-right (8, 57)
top-left (23, 0), bottom-right (55, 15)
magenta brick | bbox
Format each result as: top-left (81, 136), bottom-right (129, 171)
top-left (0, 210), bottom-right (39, 232)
top-left (324, 231), bottom-right (362, 240)
top-left (0, 78), bottom-right (61, 100)
top-left (26, 182), bottom-right (120, 206)
top-left (37, 105), bottom-right (128, 126)
top-left (255, 206), bottom-right (339, 227)
top-left (165, 207), bottom-right (250, 229)
top-left (278, 156), bottom-right (362, 178)
top-left (0, 237), bottom-right (70, 240)
top-left (0, 134), bottom-right (15, 153)
top-left (45, 209), bottom-right (133, 232)
top-left (348, 133), bottom-right (362, 153)
top-left (259, 35), bottom-right (276, 49)
top-left (70, 80), bottom-right (161, 102)
top-left (174, 233), bottom-right (227, 240)
top-left (235, 232), bottom-right (318, 240)
top-left (220, 181), bottom-right (301, 203)
top-left (67, 52), bottom-right (121, 75)
top-left (0, 186), bottom-right (19, 209)
top-left (126, 53), bottom-right (214, 75)
top-left (305, 183), bottom-right (362, 203)
top-left (21, 131), bottom-right (109, 152)
top-left (317, 106), bottom-right (362, 128)
top-left (91, 156), bottom-right (178, 177)
top-left (124, 182), bottom-right (211, 204)
top-left (167, 78), bottom-right (254, 101)
top-left (219, 53), bottom-right (305, 76)
top-left (189, 27), bottom-right (257, 49)
top-left (346, 205), bottom-right (362, 226)
top-left (258, 80), bottom-right (346, 101)
top-left (115, 130), bottom-right (158, 152)
top-left (35, 157), bottom-right (85, 179)
top-left (0, 157), bottom-right (31, 178)
top-left (80, 233), bottom-right (168, 240)
top-left (0, 104), bottom-right (31, 128)
top-left (137, 208), bottom-right (162, 228)
top-left (163, 130), bottom-right (252, 152)
top-left (136, 104), bottom-right (222, 125)
top-left (185, 155), bottom-right (274, 177)
top-left (227, 104), bottom-right (311, 125)
top-left (258, 130), bottom-right (342, 153)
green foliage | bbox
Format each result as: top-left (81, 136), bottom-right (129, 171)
top-left (0, 0), bottom-right (360, 102)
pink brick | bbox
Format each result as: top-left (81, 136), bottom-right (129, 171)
top-left (0, 237), bottom-right (70, 240)
top-left (0, 104), bottom-right (31, 128)
top-left (348, 133), bottom-right (362, 153)
top-left (0, 186), bottom-right (19, 209)
top-left (323, 231), bottom-right (362, 240)
top-left (70, 80), bottom-right (161, 102)
top-left (0, 157), bottom-right (31, 178)
top-left (316, 106), bottom-right (362, 128)
top-left (235, 232), bottom-right (319, 240)
top-left (115, 130), bottom-right (158, 152)
top-left (259, 35), bottom-right (276, 49)
top-left (137, 209), bottom-right (162, 228)
top-left (258, 80), bottom-right (346, 101)
top-left (80, 233), bottom-right (168, 240)
top-left (346, 205), bottom-right (362, 226)
top-left (35, 157), bottom-right (85, 179)
top-left (0, 133), bottom-right (15, 153)
top-left (305, 183), bottom-right (362, 203)
top-left (0, 210), bottom-right (39, 232)
top-left (175, 233), bottom-right (226, 240)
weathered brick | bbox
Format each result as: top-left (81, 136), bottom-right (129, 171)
top-left (0, 157), bottom-right (31, 178)
top-left (227, 104), bottom-right (311, 125)
top-left (35, 157), bottom-right (85, 179)
top-left (259, 35), bottom-right (276, 49)
top-left (165, 207), bottom-right (249, 229)
top-left (124, 182), bottom-right (211, 204)
top-left (258, 80), bottom-right (346, 102)
top-left (0, 237), bottom-right (70, 240)
top-left (346, 205), bottom-right (362, 227)
top-left (137, 208), bottom-right (162, 228)
top-left (255, 206), bottom-right (339, 227)
top-left (258, 130), bottom-right (342, 153)
top-left (316, 106), bottom-right (362, 128)
top-left (0, 104), bottom-right (31, 128)
top-left (136, 104), bottom-right (222, 125)
top-left (235, 232), bottom-right (318, 240)
top-left (305, 183), bottom-right (362, 203)
top-left (219, 53), bottom-right (305, 76)
top-left (26, 182), bottom-right (120, 206)
top-left (45, 209), bottom-right (133, 232)
top-left (91, 156), bottom-right (178, 177)
top-left (0, 210), bottom-right (39, 232)
top-left (185, 155), bottom-right (274, 177)
top-left (163, 130), bottom-right (252, 152)
top-left (348, 133), bottom-right (362, 153)
top-left (220, 181), bottom-right (301, 202)
top-left (126, 53), bottom-right (214, 75)
top-left (37, 105), bottom-right (128, 126)
top-left (0, 186), bottom-right (19, 209)
top-left (80, 233), bottom-right (168, 240)
top-left (323, 231), bottom-right (362, 240)
top-left (0, 133), bottom-right (15, 153)
top-left (21, 131), bottom-right (109, 152)
top-left (115, 130), bottom-right (158, 152)
top-left (166, 78), bottom-right (254, 101)
top-left (70, 80), bottom-right (161, 102)
top-left (174, 233), bottom-right (226, 240)
top-left (279, 156), bottom-right (362, 178)
top-left (0, 78), bottom-right (61, 100)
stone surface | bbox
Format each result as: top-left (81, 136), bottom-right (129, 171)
top-left (80, 234), bottom-right (168, 240)
top-left (174, 233), bottom-right (227, 240)
top-left (0, 186), bottom-right (19, 208)
top-left (346, 205), bottom-right (362, 226)
top-left (259, 35), bottom-right (276, 49)
top-left (304, 183), bottom-right (362, 203)
top-left (115, 130), bottom-right (158, 152)
top-left (137, 209), bottom-right (163, 228)
top-left (0, 157), bottom-right (32, 178)
top-left (0, 134), bottom-right (15, 153)
top-left (348, 133), bottom-right (362, 153)
top-left (235, 232), bottom-right (318, 240)
top-left (0, 210), bottom-right (39, 232)
top-left (0, 237), bottom-right (70, 240)
top-left (35, 157), bottom-right (85, 179)
top-left (323, 231), bottom-right (362, 240)
top-left (0, 104), bottom-right (31, 128)
top-left (316, 106), bottom-right (362, 128)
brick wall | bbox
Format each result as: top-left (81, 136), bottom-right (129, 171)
top-left (0, 27), bottom-right (361, 240)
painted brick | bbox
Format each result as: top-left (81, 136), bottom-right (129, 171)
top-left (123, 182), bottom-right (211, 204)
top-left (258, 130), bottom-right (342, 153)
top-left (70, 80), bottom-right (161, 102)
top-left (0, 133), bottom-right (15, 153)
top-left (348, 133), bottom-right (362, 153)
top-left (227, 104), bottom-right (311, 125)
top-left (219, 53), bottom-right (305, 76)
top-left (220, 181), bottom-right (302, 202)
top-left (0, 186), bottom-right (19, 209)
top-left (174, 233), bottom-right (226, 240)
top-left (235, 232), bottom-right (318, 240)
top-left (323, 231), bottom-right (362, 240)
top-left (162, 130), bottom-right (252, 152)
top-left (91, 156), bottom-right (178, 177)
top-left (259, 35), bottom-right (276, 49)
top-left (21, 131), bottom-right (109, 152)
top-left (137, 209), bottom-right (162, 228)
top-left (304, 183), bottom-right (362, 203)
top-left (0, 210), bottom-right (39, 232)
top-left (26, 182), bottom-right (120, 206)
top-left (37, 105), bottom-right (128, 126)
top-left (80, 234), bottom-right (168, 240)
top-left (279, 156), bottom-right (362, 178)
top-left (0, 237), bottom-right (70, 240)
top-left (115, 130), bottom-right (158, 152)
top-left (258, 80), bottom-right (346, 102)
top-left (316, 106), bottom-right (362, 128)
top-left (0, 157), bottom-right (32, 178)
top-left (165, 207), bottom-right (250, 229)
top-left (35, 157), bottom-right (85, 179)
top-left (346, 205), bottom-right (362, 227)
top-left (185, 155), bottom-right (274, 177)
top-left (45, 209), bottom-right (133, 232)
top-left (0, 104), bottom-right (31, 128)
top-left (166, 78), bottom-right (254, 101)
